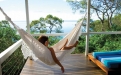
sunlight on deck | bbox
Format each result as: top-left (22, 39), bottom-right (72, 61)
top-left (20, 54), bottom-right (105, 75)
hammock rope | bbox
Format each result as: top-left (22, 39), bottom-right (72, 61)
top-left (0, 7), bottom-right (85, 65)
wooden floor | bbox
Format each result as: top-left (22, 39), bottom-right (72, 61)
top-left (20, 54), bottom-right (106, 75)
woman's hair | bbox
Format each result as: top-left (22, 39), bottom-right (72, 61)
top-left (38, 35), bottom-right (48, 45)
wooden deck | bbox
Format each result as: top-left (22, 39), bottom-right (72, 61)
top-left (20, 54), bottom-right (106, 75)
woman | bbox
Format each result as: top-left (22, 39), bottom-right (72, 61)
top-left (38, 35), bottom-right (78, 73)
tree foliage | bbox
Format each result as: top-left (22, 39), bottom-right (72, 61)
top-left (30, 14), bottom-right (64, 33)
top-left (112, 14), bottom-right (121, 31)
top-left (75, 14), bottom-right (121, 53)
top-left (0, 20), bottom-right (20, 52)
top-left (30, 18), bottom-right (47, 33)
top-left (30, 15), bottom-right (64, 46)
top-left (66, 0), bottom-right (121, 31)
top-left (45, 14), bottom-right (63, 33)
top-left (0, 20), bottom-right (25, 75)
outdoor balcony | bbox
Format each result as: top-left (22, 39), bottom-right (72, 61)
top-left (0, 37), bottom-right (106, 75)
top-left (20, 54), bottom-right (105, 75)
top-left (1, 0), bottom-right (121, 74)
top-left (2, 32), bottom-right (121, 75)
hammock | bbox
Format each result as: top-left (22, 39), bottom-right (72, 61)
top-left (0, 7), bottom-right (84, 65)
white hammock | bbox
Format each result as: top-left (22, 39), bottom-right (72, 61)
top-left (0, 7), bottom-right (84, 65)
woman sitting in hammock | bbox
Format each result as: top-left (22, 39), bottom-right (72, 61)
top-left (38, 35), bottom-right (78, 73)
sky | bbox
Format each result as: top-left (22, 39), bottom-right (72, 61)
top-left (0, 0), bottom-right (85, 21)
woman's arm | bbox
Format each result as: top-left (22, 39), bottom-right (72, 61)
top-left (49, 47), bottom-right (64, 73)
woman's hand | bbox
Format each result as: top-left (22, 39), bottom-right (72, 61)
top-left (61, 66), bottom-right (65, 73)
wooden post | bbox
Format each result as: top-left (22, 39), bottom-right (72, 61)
top-left (85, 0), bottom-right (90, 56)
top-left (25, 0), bottom-right (30, 33)
top-left (25, 0), bottom-right (33, 59)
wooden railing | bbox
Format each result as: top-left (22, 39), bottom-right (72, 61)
top-left (0, 39), bottom-right (22, 75)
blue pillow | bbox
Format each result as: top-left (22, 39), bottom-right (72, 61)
top-left (93, 50), bottom-right (121, 59)
top-left (97, 55), bottom-right (121, 61)
top-left (101, 57), bottom-right (121, 68)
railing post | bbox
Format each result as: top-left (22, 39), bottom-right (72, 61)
top-left (25, 0), bottom-right (33, 60)
top-left (85, 0), bottom-right (90, 56)
top-left (25, 0), bottom-right (30, 33)
top-left (0, 59), bottom-right (2, 75)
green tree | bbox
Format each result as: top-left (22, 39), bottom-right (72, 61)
top-left (30, 18), bottom-right (47, 33)
top-left (0, 20), bottom-right (26, 75)
top-left (112, 14), bottom-right (121, 31)
top-left (30, 15), bottom-right (64, 46)
top-left (0, 20), bottom-right (20, 53)
top-left (90, 13), bottom-right (121, 32)
top-left (66, 0), bottom-right (121, 31)
top-left (45, 14), bottom-right (64, 33)
top-left (30, 14), bottom-right (64, 33)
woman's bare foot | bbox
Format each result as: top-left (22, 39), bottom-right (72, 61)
top-left (65, 39), bottom-right (68, 45)
top-left (61, 66), bottom-right (65, 73)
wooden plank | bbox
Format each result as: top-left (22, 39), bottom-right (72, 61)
top-left (20, 54), bottom-right (105, 75)
top-left (88, 54), bottom-right (121, 75)
top-left (88, 54), bottom-right (110, 74)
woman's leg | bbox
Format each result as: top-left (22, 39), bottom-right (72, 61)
top-left (60, 39), bottom-right (68, 50)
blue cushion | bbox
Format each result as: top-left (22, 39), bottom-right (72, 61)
top-left (101, 57), bottom-right (121, 69)
top-left (93, 50), bottom-right (121, 59)
top-left (97, 55), bottom-right (121, 61)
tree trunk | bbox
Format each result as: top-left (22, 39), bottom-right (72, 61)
top-left (95, 10), bottom-right (106, 31)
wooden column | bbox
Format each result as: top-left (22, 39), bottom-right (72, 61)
top-left (85, 0), bottom-right (90, 56)
top-left (25, 0), bottom-right (30, 33)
